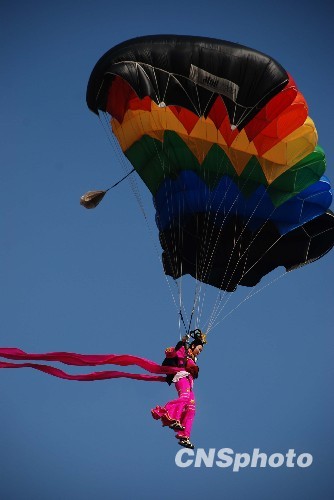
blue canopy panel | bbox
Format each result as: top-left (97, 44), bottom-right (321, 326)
top-left (154, 171), bottom-right (332, 235)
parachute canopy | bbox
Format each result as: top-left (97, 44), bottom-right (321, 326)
top-left (87, 35), bottom-right (334, 291)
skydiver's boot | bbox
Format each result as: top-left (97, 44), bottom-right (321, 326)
top-left (178, 437), bottom-right (195, 449)
top-left (169, 420), bottom-right (185, 431)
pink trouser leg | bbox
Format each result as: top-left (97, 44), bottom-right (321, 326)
top-left (177, 388), bottom-right (196, 439)
top-left (151, 376), bottom-right (195, 429)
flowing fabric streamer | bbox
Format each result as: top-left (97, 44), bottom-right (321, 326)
top-left (0, 348), bottom-right (179, 382)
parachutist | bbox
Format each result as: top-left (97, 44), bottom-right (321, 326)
top-left (151, 330), bottom-right (206, 448)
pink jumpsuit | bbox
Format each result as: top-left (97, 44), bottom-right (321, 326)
top-left (151, 345), bottom-right (197, 439)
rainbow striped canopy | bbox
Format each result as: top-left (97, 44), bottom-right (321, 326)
top-left (87, 35), bottom-right (333, 291)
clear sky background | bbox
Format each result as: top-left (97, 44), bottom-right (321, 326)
top-left (1, 1), bottom-right (333, 499)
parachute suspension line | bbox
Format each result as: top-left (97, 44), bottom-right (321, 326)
top-left (206, 208), bottom-right (269, 331)
top-left (196, 127), bottom-right (221, 329)
top-left (196, 292), bottom-right (204, 330)
top-left (193, 126), bottom-right (227, 327)
top-left (179, 309), bottom-right (188, 335)
top-left (201, 91), bottom-right (216, 116)
top-left (99, 113), bottom-right (144, 214)
top-left (130, 62), bottom-right (201, 115)
top-left (231, 102), bottom-right (238, 130)
top-left (213, 189), bottom-right (279, 308)
top-left (177, 183), bottom-right (190, 331)
top-left (188, 116), bottom-right (208, 330)
top-left (178, 264), bottom-right (188, 336)
top-left (147, 78), bottom-right (199, 331)
top-left (193, 92), bottom-right (245, 307)
top-left (192, 102), bottom-right (247, 330)
top-left (219, 185), bottom-right (243, 317)
top-left (187, 305), bottom-right (196, 335)
top-left (149, 109), bottom-right (179, 280)
top-left (191, 280), bottom-right (203, 331)
top-left (145, 108), bottom-right (189, 328)
top-left (207, 205), bottom-right (255, 328)
top-left (181, 114), bottom-right (224, 327)
top-left (207, 270), bottom-right (289, 333)
top-left (99, 112), bottom-right (183, 321)
top-left (100, 111), bottom-right (152, 219)
top-left (193, 79), bottom-right (202, 117)
top-left (201, 179), bottom-right (240, 327)
top-left (178, 262), bottom-right (184, 337)
top-left (232, 104), bottom-right (249, 130)
top-left (209, 213), bottom-right (334, 331)
top-left (199, 160), bottom-right (261, 330)
top-left (137, 62), bottom-right (203, 115)
top-left (99, 112), bottom-right (129, 173)
top-left (154, 140), bottom-right (180, 287)
top-left (187, 184), bottom-right (200, 335)
top-left (180, 97), bottom-right (221, 330)
top-left (182, 118), bottom-right (261, 332)
top-left (193, 93), bottom-right (229, 320)
top-left (189, 116), bottom-right (243, 329)
top-left (162, 73), bottom-right (171, 104)
top-left (195, 109), bottom-right (224, 323)
top-left (199, 172), bottom-right (241, 282)
top-left (148, 65), bottom-right (161, 104)
top-left (204, 161), bottom-right (279, 333)
top-left (189, 119), bottom-right (203, 331)
top-left (206, 203), bottom-right (282, 333)
top-left (232, 78), bottom-right (290, 131)
top-left (167, 72), bottom-right (201, 116)
top-left (134, 63), bottom-right (160, 103)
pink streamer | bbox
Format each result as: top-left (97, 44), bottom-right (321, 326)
top-left (0, 348), bottom-right (180, 383)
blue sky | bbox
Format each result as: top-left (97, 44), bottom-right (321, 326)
top-left (1, 1), bottom-right (333, 499)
